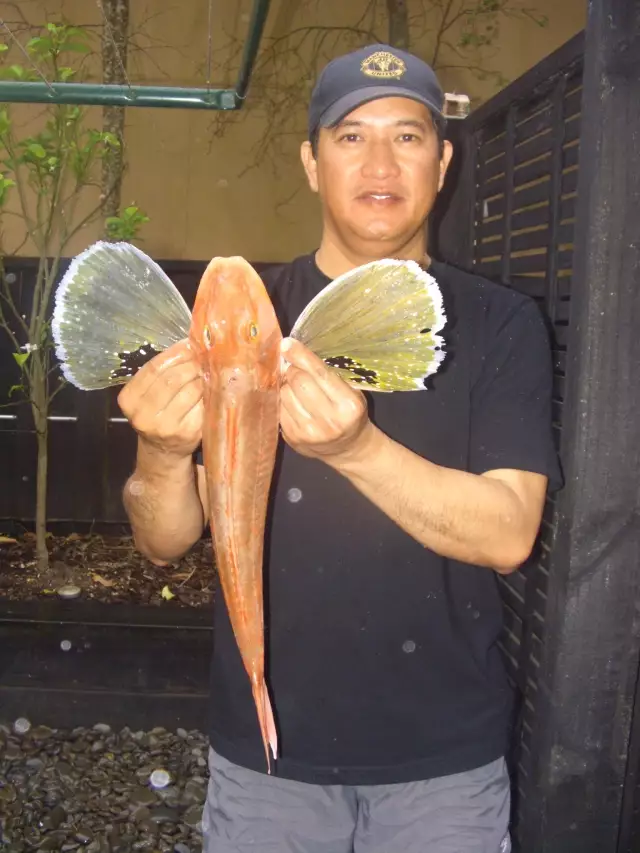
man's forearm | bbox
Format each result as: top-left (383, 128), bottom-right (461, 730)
top-left (123, 440), bottom-right (205, 565)
top-left (330, 424), bottom-right (537, 573)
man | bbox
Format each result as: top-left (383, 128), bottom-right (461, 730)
top-left (119, 44), bottom-right (561, 853)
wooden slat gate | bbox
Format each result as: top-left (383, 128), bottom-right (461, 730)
top-left (434, 3), bottom-right (640, 850)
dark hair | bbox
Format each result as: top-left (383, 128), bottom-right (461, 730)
top-left (309, 112), bottom-right (447, 159)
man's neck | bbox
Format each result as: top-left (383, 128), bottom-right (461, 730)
top-left (315, 234), bottom-right (430, 280)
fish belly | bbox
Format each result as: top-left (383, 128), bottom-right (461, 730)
top-left (202, 383), bottom-right (279, 769)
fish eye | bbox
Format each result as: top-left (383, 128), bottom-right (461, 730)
top-left (249, 323), bottom-right (258, 339)
top-left (203, 325), bottom-right (212, 348)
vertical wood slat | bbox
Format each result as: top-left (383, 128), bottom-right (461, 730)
top-left (545, 73), bottom-right (569, 322)
top-left (500, 107), bottom-right (516, 282)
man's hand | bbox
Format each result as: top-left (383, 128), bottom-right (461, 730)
top-left (118, 339), bottom-right (204, 460)
top-left (279, 337), bottom-right (372, 465)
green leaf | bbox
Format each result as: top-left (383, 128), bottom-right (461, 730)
top-left (0, 44), bottom-right (9, 53)
top-left (101, 132), bottom-right (120, 147)
top-left (62, 42), bottom-right (91, 54)
top-left (0, 110), bottom-right (10, 136)
top-left (8, 383), bottom-right (24, 398)
top-left (13, 352), bottom-right (30, 368)
top-left (26, 36), bottom-right (48, 53)
top-left (27, 143), bottom-right (47, 159)
top-left (0, 174), bottom-right (15, 205)
top-left (63, 26), bottom-right (88, 38)
top-left (59, 67), bottom-right (76, 82)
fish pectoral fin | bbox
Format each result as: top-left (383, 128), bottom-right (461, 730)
top-left (52, 241), bottom-right (192, 390)
top-left (289, 258), bottom-right (446, 392)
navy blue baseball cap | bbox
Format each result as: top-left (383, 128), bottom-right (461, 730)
top-left (308, 44), bottom-right (445, 140)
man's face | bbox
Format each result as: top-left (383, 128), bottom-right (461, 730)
top-left (301, 97), bottom-right (453, 257)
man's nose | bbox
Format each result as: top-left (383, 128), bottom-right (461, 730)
top-left (361, 139), bottom-right (401, 180)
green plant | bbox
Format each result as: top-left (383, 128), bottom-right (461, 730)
top-left (0, 23), bottom-right (149, 571)
top-left (106, 203), bottom-right (150, 241)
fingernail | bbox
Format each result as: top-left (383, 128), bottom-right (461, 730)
top-left (281, 338), bottom-right (292, 352)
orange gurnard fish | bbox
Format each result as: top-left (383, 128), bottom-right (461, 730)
top-left (189, 257), bottom-right (281, 768)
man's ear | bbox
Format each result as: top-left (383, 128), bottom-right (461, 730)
top-left (438, 140), bottom-right (454, 192)
top-left (301, 140), bottom-right (319, 193)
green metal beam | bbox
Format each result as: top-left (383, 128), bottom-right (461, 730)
top-left (0, 82), bottom-right (240, 110)
top-left (235, 0), bottom-right (271, 100)
top-left (0, 0), bottom-right (271, 110)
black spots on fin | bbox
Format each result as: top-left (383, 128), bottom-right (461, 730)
top-left (110, 342), bottom-right (161, 381)
top-left (420, 327), bottom-right (431, 334)
top-left (325, 354), bottom-right (379, 387)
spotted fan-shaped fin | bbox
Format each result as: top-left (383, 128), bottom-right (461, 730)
top-left (290, 259), bottom-right (446, 391)
top-left (52, 241), bottom-right (192, 390)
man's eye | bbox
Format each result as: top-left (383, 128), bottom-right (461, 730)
top-left (400, 133), bottom-right (420, 142)
top-left (339, 133), bottom-right (360, 143)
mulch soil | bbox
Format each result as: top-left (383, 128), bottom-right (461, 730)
top-left (0, 532), bottom-right (215, 608)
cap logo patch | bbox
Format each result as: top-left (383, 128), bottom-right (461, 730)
top-left (361, 51), bottom-right (406, 79)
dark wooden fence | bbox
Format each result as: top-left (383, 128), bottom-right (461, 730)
top-left (434, 30), bottom-right (584, 852)
top-left (434, 3), bottom-right (640, 851)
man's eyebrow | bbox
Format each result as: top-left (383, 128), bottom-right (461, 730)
top-left (330, 120), bottom-right (363, 131)
top-left (330, 118), bottom-right (430, 131)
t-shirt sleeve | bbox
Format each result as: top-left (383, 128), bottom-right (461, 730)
top-left (469, 298), bottom-right (563, 492)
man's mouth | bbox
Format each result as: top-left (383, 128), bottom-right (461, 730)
top-left (357, 192), bottom-right (402, 203)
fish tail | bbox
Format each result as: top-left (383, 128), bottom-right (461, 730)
top-left (253, 679), bottom-right (278, 773)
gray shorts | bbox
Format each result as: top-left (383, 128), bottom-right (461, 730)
top-left (202, 748), bottom-right (511, 853)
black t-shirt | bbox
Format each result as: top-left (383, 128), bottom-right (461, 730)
top-left (198, 253), bottom-right (562, 786)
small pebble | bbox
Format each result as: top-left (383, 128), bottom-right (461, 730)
top-left (57, 583), bottom-right (81, 599)
top-left (149, 768), bottom-right (171, 789)
top-left (150, 805), bottom-right (180, 823)
top-left (40, 804), bottom-right (67, 829)
top-left (183, 805), bottom-right (204, 828)
top-left (13, 717), bottom-right (31, 734)
top-left (60, 639), bottom-right (72, 651)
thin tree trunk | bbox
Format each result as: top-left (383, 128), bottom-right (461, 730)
top-left (31, 355), bottom-right (49, 572)
top-left (386, 0), bottom-right (410, 49)
top-left (101, 0), bottom-right (130, 235)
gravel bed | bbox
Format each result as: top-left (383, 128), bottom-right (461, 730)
top-left (0, 720), bottom-right (210, 852)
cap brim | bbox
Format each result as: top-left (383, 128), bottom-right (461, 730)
top-left (318, 87), bottom-right (444, 129)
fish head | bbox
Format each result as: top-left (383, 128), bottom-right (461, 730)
top-left (189, 256), bottom-right (282, 390)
